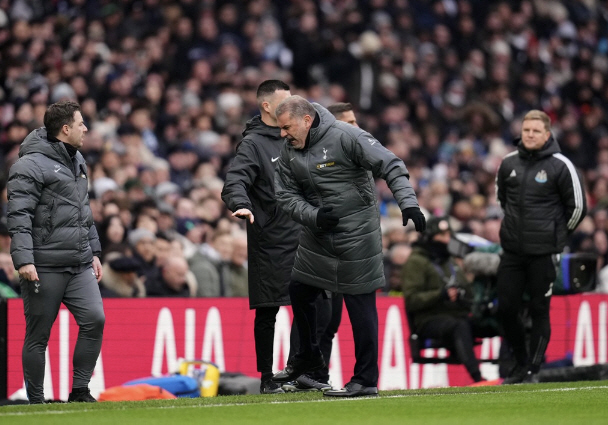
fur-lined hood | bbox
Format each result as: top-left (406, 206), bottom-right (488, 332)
top-left (99, 262), bottom-right (146, 297)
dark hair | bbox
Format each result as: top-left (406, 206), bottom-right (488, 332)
top-left (327, 102), bottom-right (354, 116)
top-left (43, 101), bottom-right (81, 138)
top-left (256, 80), bottom-right (290, 100)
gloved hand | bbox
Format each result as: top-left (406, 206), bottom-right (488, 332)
top-left (402, 207), bottom-right (426, 232)
top-left (316, 207), bottom-right (340, 231)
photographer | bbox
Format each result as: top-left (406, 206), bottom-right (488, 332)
top-left (401, 216), bottom-right (484, 383)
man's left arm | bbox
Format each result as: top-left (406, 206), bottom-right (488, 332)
top-left (555, 155), bottom-right (587, 232)
top-left (344, 132), bottom-right (425, 230)
top-left (88, 220), bottom-right (103, 282)
top-left (345, 132), bottom-right (419, 209)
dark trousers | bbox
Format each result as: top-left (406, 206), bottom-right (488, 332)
top-left (288, 292), bottom-right (343, 383)
top-left (254, 306), bottom-right (280, 379)
top-left (419, 316), bottom-right (482, 382)
top-left (21, 267), bottom-right (105, 403)
top-left (290, 280), bottom-right (378, 387)
top-left (496, 251), bottom-right (555, 372)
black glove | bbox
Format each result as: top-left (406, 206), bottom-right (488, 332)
top-left (316, 207), bottom-right (340, 231)
top-left (402, 207), bottom-right (426, 232)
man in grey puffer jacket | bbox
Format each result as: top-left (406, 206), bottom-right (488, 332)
top-left (272, 96), bottom-right (426, 397)
top-left (7, 101), bottom-right (105, 404)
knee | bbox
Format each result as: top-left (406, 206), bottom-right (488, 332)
top-left (528, 301), bottom-right (550, 320)
top-left (82, 308), bottom-right (105, 335)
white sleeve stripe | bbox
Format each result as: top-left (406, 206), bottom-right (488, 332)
top-left (553, 153), bottom-right (584, 229)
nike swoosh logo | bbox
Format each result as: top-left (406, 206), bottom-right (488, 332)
top-left (271, 157), bottom-right (279, 162)
top-left (54, 169), bottom-right (60, 173)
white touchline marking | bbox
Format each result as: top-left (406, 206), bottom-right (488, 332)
top-left (2, 386), bottom-right (607, 416)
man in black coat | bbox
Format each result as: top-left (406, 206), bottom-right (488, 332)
top-left (496, 110), bottom-right (586, 384)
top-left (7, 101), bottom-right (105, 403)
top-left (221, 80), bottom-right (300, 394)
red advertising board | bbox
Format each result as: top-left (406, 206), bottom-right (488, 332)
top-left (5, 294), bottom-right (608, 400)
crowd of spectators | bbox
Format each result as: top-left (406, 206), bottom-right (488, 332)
top-left (1, 0), bottom-right (608, 298)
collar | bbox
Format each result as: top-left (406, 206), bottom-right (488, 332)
top-left (304, 112), bottom-right (320, 150)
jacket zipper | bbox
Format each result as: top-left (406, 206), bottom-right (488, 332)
top-left (518, 159), bottom-right (531, 253)
top-left (306, 144), bottom-right (338, 291)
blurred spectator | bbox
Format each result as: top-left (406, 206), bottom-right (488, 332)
top-left (227, 230), bottom-right (248, 297)
top-left (127, 227), bottom-right (159, 284)
top-left (146, 256), bottom-right (194, 297)
top-left (99, 254), bottom-right (145, 298)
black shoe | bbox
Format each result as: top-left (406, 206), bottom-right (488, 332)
top-left (29, 399), bottom-right (46, 405)
top-left (324, 382), bottom-right (378, 398)
top-left (260, 380), bottom-right (285, 394)
top-left (282, 375), bottom-right (332, 392)
top-left (272, 356), bottom-right (326, 383)
top-left (522, 371), bottom-right (540, 384)
top-left (502, 365), bottom-right (529, 385)
top-left (68, 387), bottom-right (96, 403)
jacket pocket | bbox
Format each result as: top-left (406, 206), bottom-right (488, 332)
top-left (352, 182), bottom-right (370, 204)
top-left (41, 200), bottom-right (55, 244)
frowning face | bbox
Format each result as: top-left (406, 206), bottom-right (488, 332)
top-left (277, 111), bottom-right (313, 150)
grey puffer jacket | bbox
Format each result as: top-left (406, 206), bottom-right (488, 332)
top-left (7, 128), bottom-right (101, 269)
top-left (274, 103), bottom-right (420, 294)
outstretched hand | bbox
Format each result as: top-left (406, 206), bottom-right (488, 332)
top-left (232, 208), bottom-right (254, 224)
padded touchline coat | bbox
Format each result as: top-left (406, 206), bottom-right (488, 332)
top-left (274, 103), bottom-right (420, 294)
top-left (221, 116), bottom-right (301, 308)
top-left (496, 136), bottom-right (586, 255)
top-left (7, 128), bottom-right (101, 269)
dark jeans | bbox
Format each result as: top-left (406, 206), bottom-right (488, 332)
top-left (497, 251), bottom-right (556, 372)
top-left (290, 280), bottom-right (378, 387)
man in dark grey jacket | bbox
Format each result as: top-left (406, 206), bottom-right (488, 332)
top-left (496, 110), bottom-right (586, 384)
top-left (272, 96), bottom-right (426, 397)
top-left (7, 101), bottom-right (105, 404)
top-left (221, 80), bottom-right (300, 394)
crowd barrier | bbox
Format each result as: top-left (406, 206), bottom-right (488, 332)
top-left (1, 294), bottom-right (607, 400)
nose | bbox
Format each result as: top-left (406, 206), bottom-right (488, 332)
top-left (280, 129), bottom-right (287, 138)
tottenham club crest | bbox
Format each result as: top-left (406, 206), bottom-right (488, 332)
top-left (535, 170), bottom-right (547, 183)
top-left (322, 148), bottom-right (328, 160)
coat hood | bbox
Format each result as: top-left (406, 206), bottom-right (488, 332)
top-left (516, 134), bottom-right (561, 159)
top-left (242, 115), bottom-right (282, 140)
top-left (308, 103), bottom-right (336, 148)
top-left (19, 127), bottom-right (73, 165)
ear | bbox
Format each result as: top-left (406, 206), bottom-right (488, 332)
top-left (261, 101), bottom-right (270, 114)
top-left (304, 114), bottom-right (312, 128)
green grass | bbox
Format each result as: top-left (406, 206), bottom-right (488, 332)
top-left (2, 381), bottom-right (607, 425)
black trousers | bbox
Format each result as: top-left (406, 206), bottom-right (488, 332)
top-left (496, 251), bottom-right (556, 372)
top-left (290, 280), bottom-right (378, 387)
top-left (419, 316), bottom-right (482, 382)
top-left (288, 292), bottom-right (344, 383)
top-left (254, 306), bottom-right (280, 378)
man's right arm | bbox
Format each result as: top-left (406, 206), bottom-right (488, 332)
top-left (7, 158), bottom-right (43, 273)
top-left (220, 140), bottom-right (259, 213)
top-left (273, 149), bottom-right (319, 228)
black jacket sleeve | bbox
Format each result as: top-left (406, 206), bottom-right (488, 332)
top-left (221, 139), bottom-right (260, 212)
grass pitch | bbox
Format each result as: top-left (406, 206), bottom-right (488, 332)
top-left (1, 381), bottom-right (606, 425)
